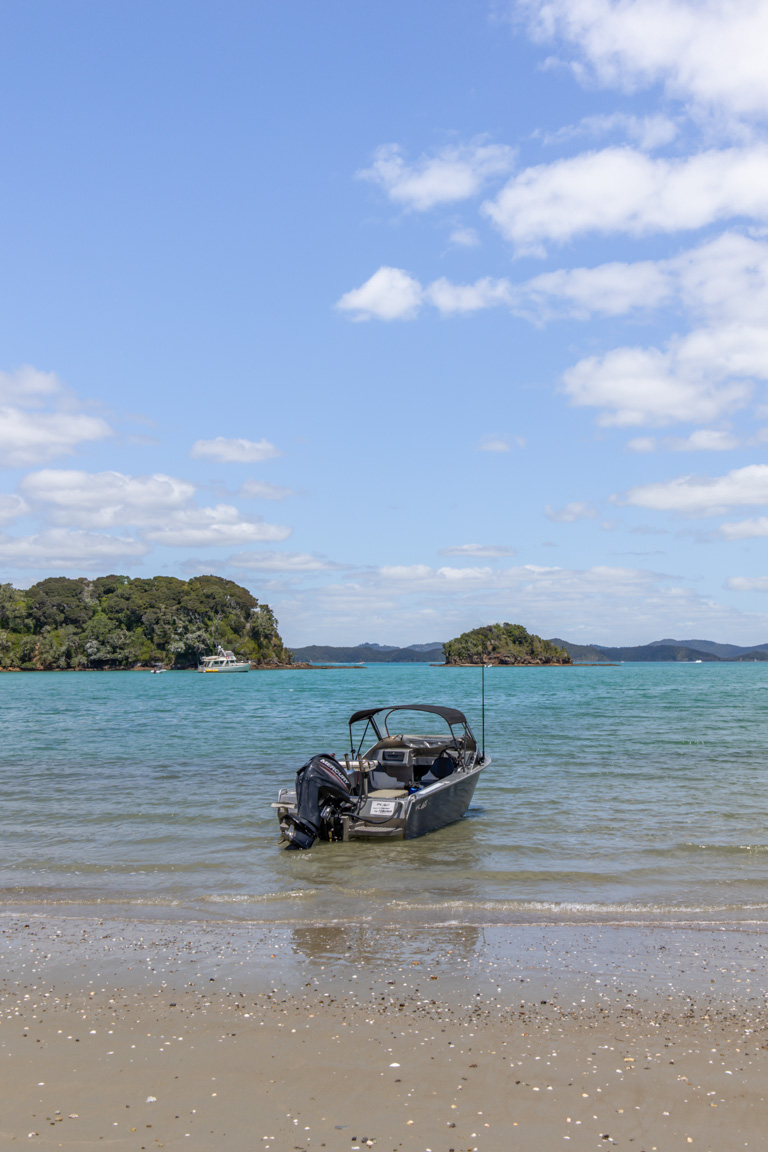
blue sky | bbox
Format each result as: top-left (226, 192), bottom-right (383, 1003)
top-left (2, 0), bottom-right (768, 646)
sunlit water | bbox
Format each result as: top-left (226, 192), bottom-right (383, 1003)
top-left (2, 662), bottom-right (768, 926)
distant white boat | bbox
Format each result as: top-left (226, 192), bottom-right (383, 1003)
top-left (198, 645), bottom-right (251, 673)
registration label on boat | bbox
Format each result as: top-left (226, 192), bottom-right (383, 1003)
top-left (369, 800), bottom-right (396, 816)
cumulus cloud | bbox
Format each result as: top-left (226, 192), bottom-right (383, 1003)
top-left (727, 576), bottom-right (768, 591)
top-left (0, 529), bottom-right (148, 569)
top-left (482, 145), bottom-right (768, 254)
top-left (666, 429), bottom-right (740, 451)
top-left (20, 470), bottom-right (196, 528)
top-left (719, 517), bottom-right (768, 540)
top-left (439, 543), bottom-right (517, 557)
top-left (239, 479), bottom-right (294, 500)
top-left (0, 366), bottom-right (61, 406)
top-left (622, 464), bottom-right (768, 515)
top-left (228, 550), bottom-right (341, 571)
top-left (190, 437), bottom-right (281, 463)
top-left (0, 495), bottom-right (28, 524)
top-left (541, 111), bottom-right (678, 150)
top-left (545, 501), bottom-right (598, 521)
top-left (0, 365), bottom-right (112, 467)
top-left (562, 338), bottom-right (753, 427)
top-left (425, 276), bottom-right (512, 314)
top-left (336, 266), bottom-right (423, 321)
top-left (339, 232), bottom-right (768, 328)
top-left (517, 0), bottom-right (768, 120)
top-left (358, 141), bottom-right (515, 211)
top-left (520, 258), bottom-right (672, 319)
top-left (143, 505), bottom-right (290, 548)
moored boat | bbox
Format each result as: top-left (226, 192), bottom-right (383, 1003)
top-left (276, 703), bottom-right (489, 848)
top-left (198, 645), bottom-right (251, 673)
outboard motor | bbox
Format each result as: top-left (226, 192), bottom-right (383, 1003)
top-left (283, 754), bottom-right (354, 850)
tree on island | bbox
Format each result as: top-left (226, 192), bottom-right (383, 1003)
top-left (443, 622), bottom-right (571, 665)
top-left (0, 574), bottom-right (292, 670)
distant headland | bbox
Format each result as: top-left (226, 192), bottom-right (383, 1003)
top-left (0, 575), bottom-right (291, 670)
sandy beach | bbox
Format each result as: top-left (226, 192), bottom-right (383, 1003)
top-left (2, 916), bottom-right (767, 1151)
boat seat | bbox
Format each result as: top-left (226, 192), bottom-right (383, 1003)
top-left (370, 788), bottom-right (408, 798)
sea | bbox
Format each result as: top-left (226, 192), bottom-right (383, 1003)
top-left (2, 661), bottom-right (768, 929)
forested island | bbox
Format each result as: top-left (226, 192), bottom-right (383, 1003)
top-left (443, 622), bottom-right (571, 665)
top-left (0, 575), bottom-right (292, 670)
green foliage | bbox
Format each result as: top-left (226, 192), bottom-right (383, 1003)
top-left (443, 622), bottom-right (571, 665)
top-left (0, 575), bottom-right (292, 670)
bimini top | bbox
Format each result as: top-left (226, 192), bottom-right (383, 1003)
top-left (349, 704), bottom-right (468, 727)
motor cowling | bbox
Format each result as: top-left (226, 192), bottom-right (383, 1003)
top-left (283, 753), bottom-right (354, 850)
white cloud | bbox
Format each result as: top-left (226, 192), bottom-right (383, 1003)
top-left (239, 479), bottom-right (294, 500)
top-left (0, 529), bottom-right (148, 569)
top-left (562, 337), bottom-right (753, 427)
top-left (0, 407), bottom-right (112, 468)
top-left (628, 430), bottom-right (739, 452)
top-left (358, 141), bottom-right (515, 211)
top-left (278, 561), bottom-right (768, 648)
top-left (439, 543), bottom-right (517, 557)
top-left (0, 495), bottom-right (28, 524)
top-left (0, 365), bottom-right (61, 406)
top-left (20, 469), bottom-right (196, 528)
top-left (541, 112), bottom-right (678, 150)
top-left (426, 276), bottom-right (512, 314)
top-left (336, 266), bottom-right (423, 321)
top-left (478, 437), bottom-right (512, 452)
top-left (719, 517), bottom-right (768, 540)
top-left (143, 504), bottom-right (290, 548)
top-left (727, 576), bottom-right (768, 591)
top-left (622, 464), bottom-right (768, 515)
top-left (449, 226), bottom-right (480, 247)
top-left (545, 500), bottom-right (598, 521)
top-left (0, 366), bottom-right (113, 467)
top-left (482, 145), bottom-right (768, 253)
top-left (518, 0), bottom-right (768, 120)
top-left (627, 437), bottom-right (657, 453)
top-left (190, 437), bottom-right (281, 463)
top-left (520, 258), bottom-right (671, 318)
top-left (666, 429), bottom-right (739, 451)
top-left (379, 564), bottom-right (435, 581)
top-left (228, 550), bottom-right (341, 571)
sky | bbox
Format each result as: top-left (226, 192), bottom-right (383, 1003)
top-left (2, 0), bottom-right (768, 647)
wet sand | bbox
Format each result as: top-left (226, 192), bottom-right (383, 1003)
top-left (2, 916), bottom-right (767, 1150)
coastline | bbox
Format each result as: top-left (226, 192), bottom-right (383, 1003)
top-left (3, 914), bottom-right (767, 1150)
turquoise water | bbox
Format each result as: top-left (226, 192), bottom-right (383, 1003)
top-left (2, 662), bottom-right (768, 926)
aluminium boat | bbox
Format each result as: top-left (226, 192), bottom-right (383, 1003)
top-left (276, 703), bottom-right (488, 849)
top-left (197, 645), bottom-right (251, 673)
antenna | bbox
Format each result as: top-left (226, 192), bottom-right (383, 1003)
top-left (481, 662), bottom-right (486, 761)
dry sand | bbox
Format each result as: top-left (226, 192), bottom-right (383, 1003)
top-left (2, 916), bottom-right (767, 1151)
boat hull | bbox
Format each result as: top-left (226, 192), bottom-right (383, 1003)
top-left (198, 664), bottom-right (251, 673)
top-left (276, 760), bottom-right (487, 845)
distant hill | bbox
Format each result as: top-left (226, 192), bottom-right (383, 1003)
top-left (647, 638), bottom-right (768, 659)
top-left (550, 638), bottom-right (768, 662)
top-left (289, 644), bottom-right (441, 663)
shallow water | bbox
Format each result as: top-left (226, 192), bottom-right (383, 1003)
top-left (2, 662), bottom-right (768, 926)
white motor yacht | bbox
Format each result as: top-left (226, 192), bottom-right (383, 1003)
top-left (198, 645), bottom-right (251, 673)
